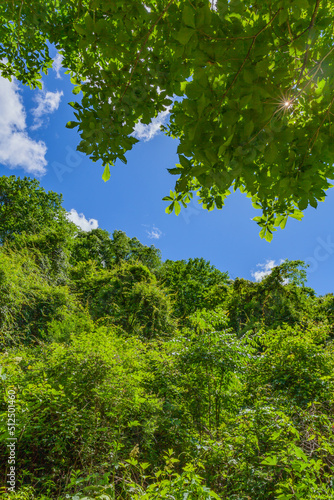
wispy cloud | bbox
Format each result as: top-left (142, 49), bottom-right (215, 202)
top-left (53, 53), bottom-right (63, 79)
top-left (0, 76), bottom-right (47, 175)
top-left (132, 108), bottom-right (170, 142)
top-left (251, 259), bottom-right (284, 282)
top-left (67, 209), bottom-right (99, 232)
top-left (145, 225), bottom-right (163, 240)
top-left (31, 88), bottom-right (63, 130)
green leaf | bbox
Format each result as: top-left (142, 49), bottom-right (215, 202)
top-left (186, 82), bottom-right (203, 100)
top-left (72, 86), bottom-right (81, 96)
top-left (127, 420), bottom-right (141, 427)
top-left (278, 9), bottom-right (288, 25)
top-left (73, 23), bottom-right (86, 35)
top-left (84, 13), bottom-right (94, 31)
top-left (173, 27), bottom-right (194, 45)
top-left (261, 456), bottom-right (278, 466)
top-left (255, 60), bottom-right (268, 77)
top-left (165, 202), bottom-right (174, 214)
top-left (243, 69), bottom-right (255, 84)
top-left (179, 155), bottom-right (191, 168)
top-left (224, 133), bottom-right (234, 147)
top-left (295, 0), bottom-right (309, 8)
top-left (168, 167), bottom-right (182, 175)
top-left (264, 143), bottom-right (278, 163)
top-left (244, 121), bottom-right (254, 138)
top-left (68, 101), bottom-right (81, 110)
top-left (182, 5), bottom-right (196, 28)
top-left (102, 164), bottom-right (111, 182)
top-left (265, 230), bottom-right (273, 242)
top-left (280, 217), bottom-right (287, 229)
top-left (66, 121), bottom-right (79, 129)
top-left (259, 227), bottom-right (266, 239)
top-left (309, 196), bottom-right (318, 208)
top-left (180, 81), bottom-right (188, 94)
top-left (197, 94), bottom-right (207, 117)
top-left (297, 197), bottom-right (308, 210)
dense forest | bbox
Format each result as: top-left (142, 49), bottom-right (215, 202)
top-left (1, 0), bottom-right (334, 498)
top-left (1, 175), bottom-right (334, 499)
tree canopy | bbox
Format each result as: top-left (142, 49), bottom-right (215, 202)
top-left (0, 175), bottom-right (68, 244)
top-left (70, 228), bottom-right (162, 269)
top-left (1, 0), bottom-right (334, 239)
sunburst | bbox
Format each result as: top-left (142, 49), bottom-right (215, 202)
top-left (272, 91), bottom-right (295, 118)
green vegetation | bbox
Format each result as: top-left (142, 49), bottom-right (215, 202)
top-left (1, 176), bottom-right (334, 499)
top-left (1, 1), bottom-right (334, 237)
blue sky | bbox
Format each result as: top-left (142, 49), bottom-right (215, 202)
top-left (1, 52), bottom-right (334, 296)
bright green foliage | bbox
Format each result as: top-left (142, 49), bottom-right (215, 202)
top-left (0, 247), bottom-right (78, 346)
top-left (0, 176), bottom-right (69, 244)
top-left (71, 261), bottom-right (176, 338)
top-left (0, 328), bottom-right (163, 491)
top-left (158, 258), bottom-right (229, 319)
top-left (247, 323), bottom-right (334, 405)
top-left (1, 2), bottom-right (334, 236)
top-left (8, 228), bottom-right (74, 285)
top-left (171, 308), bottom-right (250, 432)
top-left (196, 403), bottom-right (334, 499)
top-left (111, 230), bottom-right (162, 269)
top-left (313, 293), bottom-right (334, 337)
top-left (0, 176), bottom-right (77, 284)
top-left (122, 454), bottom-right (221, 499)
top-left (71, 229), bottom-right (161, 270)
top-left (226, 260), bottom-right (314, 334)
top-left (70, 228), bottom-right (117, 268)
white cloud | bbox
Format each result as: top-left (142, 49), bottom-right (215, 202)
top-left (67, 209), bottom-right (99, 232)
top-left (210, 0), bottom-right (217, 11)
top-left (31, 88), bottom-right (63, 130)
top-left (132, 108), bottom-right (170, 142)
top-left (53, 53), bottom-right (63, 79)
top-left (145, 225), bottom-right (162, 240)
top-left (0, 76), bottom-right (47, 175)
top-left (251, 259), bottom-right (284, 282)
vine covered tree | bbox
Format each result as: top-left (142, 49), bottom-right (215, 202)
top-left (1, 0), bottom-right (334, 238)
top-left (0, 175), bottom-right (69, 244)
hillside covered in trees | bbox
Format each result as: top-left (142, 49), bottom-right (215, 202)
top-left (1, 176), bottom-right (334, 499)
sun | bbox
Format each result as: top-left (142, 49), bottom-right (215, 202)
top-left (272, 91), bottom-right (295, 117)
